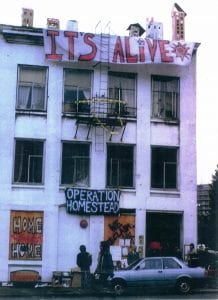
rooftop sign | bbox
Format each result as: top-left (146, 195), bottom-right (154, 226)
top-left (43, 29), bottom-right (195, 66)
top-left (65, 188), bottom-right (120, 215)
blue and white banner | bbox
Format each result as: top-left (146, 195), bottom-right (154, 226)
top-left (65, 188), bottom-right (120, 215)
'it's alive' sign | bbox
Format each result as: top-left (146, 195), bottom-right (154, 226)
top-left (65, 188), bottom-right (120, 215)
top-left (43, 29), bottom-right (195, 66)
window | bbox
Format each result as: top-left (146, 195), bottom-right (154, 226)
top-left (163, 258), bottom-right (181, 269)
top-left (17, 66), bottom-right (47, 111)
top-left (14, 140), bottom-right (44, 184)
top-left (151, 147), bottom-right (177, 189)
top-left (61, 143), bottom-right (90, 186)
top-left (141, 258), bottom-right (162, 269)
top-left (151, 75), bottom-right (179, 120)
top-left (107, 145), bottom-right (134, 188)
top-left (108, 72), bottom-right (136, 117)
top-left (63, 69), bottom-right (92, 114)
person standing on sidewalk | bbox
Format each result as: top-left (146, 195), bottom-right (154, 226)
top-left (95, 241), bottom-right (114, 284)
top-left (127, 245), bottom-right (139, 265)
top-left (76, 245), bottom-right (92, 288)
top-left (187, 243), bottom-right (199, 267)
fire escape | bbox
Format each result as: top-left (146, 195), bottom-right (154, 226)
top-left (74, 22), bottom-right (127, 151)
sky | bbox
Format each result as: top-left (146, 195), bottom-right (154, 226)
top-left (0, 0), bottom-right (217, 184)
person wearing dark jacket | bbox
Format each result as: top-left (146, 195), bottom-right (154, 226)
top-left (76, 245), bottom-right (92, 288)
top-left (95, 241), bottom-right (114, 283)
top-left (127, 245), bottom-right (139, 265)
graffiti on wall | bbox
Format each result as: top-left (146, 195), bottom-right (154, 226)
top-left (9, 211), bottom-right (43, 260)
top-left (104, 215), bottom-right (135, 245)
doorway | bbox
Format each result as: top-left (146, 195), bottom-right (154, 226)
top-left (146, 212), bottom-right (183, 256)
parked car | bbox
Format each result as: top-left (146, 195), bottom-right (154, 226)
top-left (107, 256), bottom-right (208, 296)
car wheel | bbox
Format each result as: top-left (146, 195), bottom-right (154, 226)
top-left (176, 278), bottom-right (191, 294)
top-left (112, 280), bottom-right (126, 296)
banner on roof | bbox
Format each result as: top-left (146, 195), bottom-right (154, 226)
top-left (43, 29), bottom-right (195, 66)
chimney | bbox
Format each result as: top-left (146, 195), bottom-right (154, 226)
top-left (146, 18), bottom-right (163, 40)
top-left (66, 20), bottom-right (78, 31)
top-left (126, 23), bottom-right (145, 37)
top-left (22, 8), bottom-right (34, 27)
top-left (172, 3), bottom-right (186, 40)
top-left (47, 18), bottom-right (60, 29)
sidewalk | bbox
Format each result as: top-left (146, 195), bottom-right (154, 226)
top-left (0, 286), bottom-right (112, 297)
top-left (0, 285), bottom-right (217, 297)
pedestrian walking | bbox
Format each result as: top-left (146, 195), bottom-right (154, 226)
top-left (95, 241), bottom-right (114, 284)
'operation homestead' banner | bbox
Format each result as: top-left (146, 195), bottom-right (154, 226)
top-left (65, 188), bottom-right (120, 215)
top-left (43, 29), bottom-right (195, 66)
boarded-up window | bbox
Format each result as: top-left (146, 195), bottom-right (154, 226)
top-left (104, 215), bottom-right (135, 246)
top-left (9, 211), bottom-right (43, 260)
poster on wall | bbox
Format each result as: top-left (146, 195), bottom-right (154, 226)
top-left (104, 215), bottom-right (135, 246)
top-left (9, 211), bottom-right (43, 260)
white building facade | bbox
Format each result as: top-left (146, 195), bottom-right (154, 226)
top-left (0, 22), bottom-right (199, 282)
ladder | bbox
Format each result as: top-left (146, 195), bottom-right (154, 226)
top-left (94, 22), bottom-right (111, 152)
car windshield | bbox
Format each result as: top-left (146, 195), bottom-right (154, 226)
top-left (125, 258), bottom-right (142, 270)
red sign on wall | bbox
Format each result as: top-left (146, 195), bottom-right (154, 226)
top-left (9, 211), bottom-right (43, 260)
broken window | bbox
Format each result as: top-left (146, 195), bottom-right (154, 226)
top-left (63, 69), bottom-right (92, 114)
top-left (61, 142), bottom-right (90, 186)
top-left (14, 140), bottom-right (44, 184)
top-left (151, 76), bottom-right (179, 120)
top-left (151, 147), bottom-right (177, 189)
top-left (108, 72), bottom-right (136, 117)
top-left (107, 145), bottom-right (134, 188)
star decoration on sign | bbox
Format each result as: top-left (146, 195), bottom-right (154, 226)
top-left (171, 42), bottom-right (191, 61)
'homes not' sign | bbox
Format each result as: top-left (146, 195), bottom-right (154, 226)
top-left (65, 188), bottom-right (120, 215)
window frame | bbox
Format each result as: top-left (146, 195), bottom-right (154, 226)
top-left (16, 65), bottom-right (48, 112)
top-left (106, 144), bottom-right (135, 189)
top-left (13, 139), bottom-right (45, 185)
top-left (140, 258), bottom-right (163, 270)
top-left (61, 141), bottom-right (90, 186)
top-left (108, 71), bottom-right (137, 118)
top-left (163, 258), bottom-right (182, 269)
top-left (63, 69), bottom-right (93, 114)
top-left (151, 146), bottom-right (178, 190)
top-left (151, 75), bottom-right (180, 121)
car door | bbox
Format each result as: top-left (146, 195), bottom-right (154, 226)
top-left (162, 257), bottom-right (183, 287)
top-left (127, 258), bottom-right (164, 287)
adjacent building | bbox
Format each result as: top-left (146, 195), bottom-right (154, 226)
top-left (0, 5), bottom-right (200, 282)
top-left (197, 184), bottom-right (211, 217)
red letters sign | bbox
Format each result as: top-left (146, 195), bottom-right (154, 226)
top-left (43, 29), bottom-right (195, 66)
top-left (9, 211), bottom-right (43, 260)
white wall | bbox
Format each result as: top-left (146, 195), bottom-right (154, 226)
top-left (0, 33), bottom-right (197, 281)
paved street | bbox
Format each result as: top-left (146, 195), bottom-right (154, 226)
top-left (2, 292), bottom-right (218, 300)
top-left (0, 286), bottom-right (217, 299)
